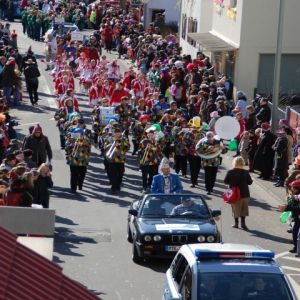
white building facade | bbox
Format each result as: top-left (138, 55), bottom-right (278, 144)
top-left (180, 0), bottom-right (300, 98)
top-left (143, 0), bottom-right (181, 29)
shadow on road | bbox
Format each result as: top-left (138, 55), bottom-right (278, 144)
top-left (50, 186), bottom-right (89, 202)
top-left (249, 197), bottom-right (275, 211)
top-left (56, 215), bottom-right (79, 226)
top-left (54, 227), bottom-right (98, 258)
top-left (136, 259), bottom-right (171, 274)
top-left (249, 229), bottom-right (292, 244)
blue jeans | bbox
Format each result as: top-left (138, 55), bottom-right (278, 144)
top-left (3, 86), bottom-right (19, 106)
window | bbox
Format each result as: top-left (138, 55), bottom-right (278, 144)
top-left (179, 267), bottom-right (193, 300)
top-left (187, 17), bottom-right (197, 46)
top-left (181, 14), bottom-right (187, 39)
top-left (198, 272), bottom-right (293, 300)
top-left (171, 254), bottom-right (189, 286)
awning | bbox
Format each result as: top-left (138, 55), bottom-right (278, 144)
top-left (187, 32), bottom-right (238, 51)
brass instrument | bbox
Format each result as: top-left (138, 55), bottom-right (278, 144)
top-left (106, 140), bottom-right (117, 160)
top-left (105, 131), bottom-right (126, 160)
top-left (140, 142), bottom-right (151, 165)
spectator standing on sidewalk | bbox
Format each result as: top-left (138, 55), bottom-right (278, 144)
top-left (34, 163), bottom-right (53, 208)
top-left (2, 57), bottom-right (19, 106)
top-left (285, 156), bottom-right (300, 194)
top-left (273, 129), bottom-right (289, 187)
top-left (224, 156), bottom-right (253, 230)
top-left (23, 124), bottom-right (53, 167)
top-left (279, 180), bottom-right (300, 254)
top-left (253, 122), bottom-right (276, 180)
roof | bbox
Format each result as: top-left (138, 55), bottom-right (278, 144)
top-left (0, 227), bottom-right (101, 300)
top-left (187, 31), bottom-right (238, 51)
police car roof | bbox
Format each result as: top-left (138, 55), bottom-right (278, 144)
top-left (182, 243), bottom-right (281, 274)
top-left (188, 243), bottom-right (263, 253)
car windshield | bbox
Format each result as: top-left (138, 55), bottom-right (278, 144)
top-left (198, 272), bottom-right (293, 300)
top-left (140, 195), bottom-right (210, 218)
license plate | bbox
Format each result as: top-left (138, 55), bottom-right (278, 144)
top-left (165, 246), bottom-right (181, 252)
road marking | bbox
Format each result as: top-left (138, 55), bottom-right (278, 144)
top-left (17, 122), bottom-right (38, 127)
top-left (281, 266), bottom-right (300, 272)
top-left (275, 251), bottom-right (289, 259)
top-left (39, 71), bottom-right (58, 109)
top-left (282, 256), bottom-right (300, 262)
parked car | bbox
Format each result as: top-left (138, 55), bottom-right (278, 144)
top-left (163, 243), bottom-right (298, 300)
top-left (127, 194), bottom-right (221, 263)
top-left (45, 23), bottom-right (79, 38)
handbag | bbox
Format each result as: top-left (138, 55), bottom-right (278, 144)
top-left (223, 186), bottom-right (241, 203)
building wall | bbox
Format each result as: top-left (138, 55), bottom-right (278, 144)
top-left (211, 0), bottom-right (243, 47)
top-left (179, 0), bottom-right (213, 58)
top-left (236, 0), bottom-right (300, 97)
top-left (179, 0), bottom-right (300, 97)
top-left (144, 0), bottom-right (181, 28)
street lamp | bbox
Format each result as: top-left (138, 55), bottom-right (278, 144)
top-left (271, 0), bottom-right (285, 132)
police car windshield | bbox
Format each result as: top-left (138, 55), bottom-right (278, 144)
top-left (198, 272), bottom-right (293, 300)
top-left (141, 195), bottom-right (210, 218)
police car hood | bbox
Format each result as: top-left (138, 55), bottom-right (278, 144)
top-left (138, 217), bottom-right (215, 234)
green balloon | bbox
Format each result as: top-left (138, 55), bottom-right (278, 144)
top-left (228, 139), bottom-right (238, 151)
top-left (280, 211), bottom-right (291, 224)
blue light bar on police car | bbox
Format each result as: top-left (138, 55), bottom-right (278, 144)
top-left (195, 250), bottom-right (275, 259)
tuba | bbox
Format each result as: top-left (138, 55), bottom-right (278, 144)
top-left (196, 137), bottom-right (222, 159)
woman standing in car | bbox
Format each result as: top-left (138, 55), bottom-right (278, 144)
top-left (224, 157), bottom-right (253, 230)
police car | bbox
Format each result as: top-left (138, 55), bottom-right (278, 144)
top-left (163, 243), bottom-right (298, 300)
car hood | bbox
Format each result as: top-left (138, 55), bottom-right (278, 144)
top-left (137, 217), bottom-right (216, 234)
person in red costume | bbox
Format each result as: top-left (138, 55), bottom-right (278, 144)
top-left (123, 67), bottom-right (136, 92)
top-left (56, 75), bottom-right (74, 98)
top-left (109, 82), bottom-right (129, 106)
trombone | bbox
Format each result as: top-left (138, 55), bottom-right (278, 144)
top-left (140, 142), bottom-right (151, 165)
top-left (106, 130), bottom-right (126, 160)
top-left (106, 140), bottom-right (116, 160)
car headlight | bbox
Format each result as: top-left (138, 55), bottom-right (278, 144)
top-left (197, 235), bottom-right (206, 242)
top-left (153, 235), bottom-right (161, 242)
top-left (207, 235), bottom-right (215, 243)
top-left (144, 235), bottom-right (152, 242)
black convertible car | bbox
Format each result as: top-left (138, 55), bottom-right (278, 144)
top-left (127, 194), bottom-right (221, 262)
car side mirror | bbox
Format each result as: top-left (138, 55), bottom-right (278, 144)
top-left (129, 209), bottom-right (138, 216)
top-left (211, 210), bottom-right (221, 218)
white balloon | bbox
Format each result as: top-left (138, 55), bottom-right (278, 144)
top-left (215, 116), bottom-right (240, 140)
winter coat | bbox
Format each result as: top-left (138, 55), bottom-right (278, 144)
top-left (23, 135), bottom-right (53, 166)
top-left (256, 104), bottom-right (271, 125)
top-left (224, 168), bottom-right (253, 198)
top-left (273, 136), bottom-right (289, 171)
top-left (253, 131), bottom-right (276, 175)
top-left (33, 174), bottom-right (53, 208)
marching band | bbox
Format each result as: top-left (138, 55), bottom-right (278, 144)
top-left (51, 55), bottom-right (234, 195)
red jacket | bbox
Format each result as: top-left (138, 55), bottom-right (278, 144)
top-left (56, 82), bottom-right (74, 95)
top-left (110, 89), bottom-right (129, 106)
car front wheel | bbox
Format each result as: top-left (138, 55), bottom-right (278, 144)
top-left (132, 242), bottom-right (142, 263)
top-left (127, 225), bottom-right (133, 243)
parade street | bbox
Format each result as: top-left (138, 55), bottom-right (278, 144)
top-left (11, 22), bottom-right (300, 300)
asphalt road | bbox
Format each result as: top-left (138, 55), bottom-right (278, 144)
top-left (10, 21), bottom-right (300, 300)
